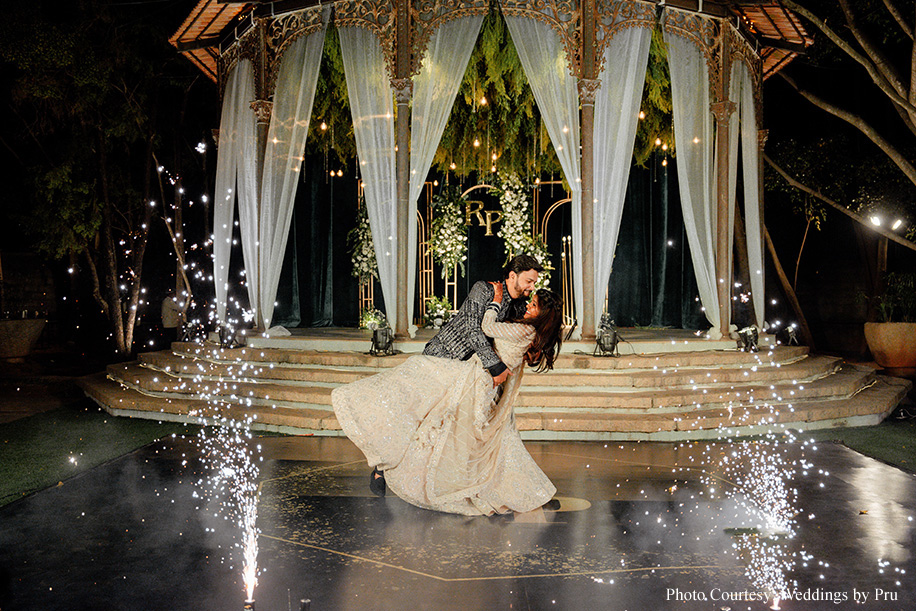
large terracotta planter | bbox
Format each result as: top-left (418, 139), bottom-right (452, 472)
top-left (0, 318), bottom-right (46, 359)
top-left (864, 322), bottom-right (916, 374)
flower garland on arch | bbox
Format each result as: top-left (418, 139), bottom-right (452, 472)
top-left (493, 172), bottom-right (552, 288)
top-left (427, 186), bottom-right (469, 279)
top-left (347, 197), bottom-right (378, 283)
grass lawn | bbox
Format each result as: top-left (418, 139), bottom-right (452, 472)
top-left (807, 415), bottom-right (916, 473)
top-left (0, 398), bottom-right (197, 507)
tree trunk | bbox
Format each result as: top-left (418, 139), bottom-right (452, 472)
top-left (98, 139), bottom-right (127, 356)
top-left (764, 227), bottom-right (816, 349)
top-left (794, 218), bottom-right (813, 292)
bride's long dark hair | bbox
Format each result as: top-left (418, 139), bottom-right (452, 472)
top-left (517, 288), bottom-right (563, 372)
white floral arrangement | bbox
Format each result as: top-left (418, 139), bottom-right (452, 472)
top-left (424, 295), bottom-right (453, 328)
top-left (359, 307), bottom-right (388, 330)
top-left (493, 172), bottom-right (552, 288)
top-left (428, 186), bottom-right (468, 279)
top-left (347, 200), bottom-right (378, 283)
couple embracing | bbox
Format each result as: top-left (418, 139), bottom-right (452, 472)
top-left (332, 254), bottom-right (563, 516)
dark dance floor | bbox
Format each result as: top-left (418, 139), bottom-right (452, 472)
top-left (1, 436), bottom-right (914, 610)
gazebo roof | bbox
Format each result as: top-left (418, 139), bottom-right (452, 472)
top-left (728, 1), bottom-right (813, 79)
top-left (169, 0), bottom-right (811, 83)
top-left (168, 1), bottom-right (253, 82)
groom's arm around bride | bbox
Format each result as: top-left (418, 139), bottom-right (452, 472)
top-left (422, 254), bottom-right (543, 387)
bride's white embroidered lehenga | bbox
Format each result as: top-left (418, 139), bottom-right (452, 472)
top-left (332, 308), bottom-right (555, 515)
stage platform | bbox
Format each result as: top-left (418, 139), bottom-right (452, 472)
top-left (79, 326), bottom-right (912, 441)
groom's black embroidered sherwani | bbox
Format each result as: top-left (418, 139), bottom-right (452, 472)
top-left (423, 279), bottom-right (528, 377)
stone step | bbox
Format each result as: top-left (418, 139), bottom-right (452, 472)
top-left (107, 362), bottom-right (334, 407)
top-left (138, 350), bottom-right (368, 385)
top-left (79, 372), bottom-right (338, 432)
top-left (169, 341), bottom-right (809, 371)
top-left (533, 354), bottom-right (840, 389)
top-left (516, 374), bottom-right (912, 440)
top-left (78, 369), bottom-right (912, 441)
top-left (139, 348), bottom-right (836, 390)
top-left (515, 364), bottom-right (873, 410)
top-left (110, 357), bottom-right (870, 413)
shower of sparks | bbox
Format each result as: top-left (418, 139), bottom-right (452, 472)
top-left (195, 416), bottom-right (263, 603)
top-left (174, 300), bottom-right (270, 603)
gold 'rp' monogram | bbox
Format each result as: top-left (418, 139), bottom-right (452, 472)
top-left (464, 201), bottom-right (502, 236)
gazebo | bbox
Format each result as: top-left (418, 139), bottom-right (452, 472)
top-left (170, 0), bottom-right (811, 340)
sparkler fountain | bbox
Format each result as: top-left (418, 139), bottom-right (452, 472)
top-left (183, 305), bottom-right (268, 606)
top-left (193, 372), bottom-right (265, 607)
top-left (696, 347), bottom-right (811, 605)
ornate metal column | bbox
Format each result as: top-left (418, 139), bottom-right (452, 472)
top-left (250, 98), bottom-right (273, 330)
top-left (757, 127), bottom-right (768, 319)
top-left (393, 0), bottom-right (412, 338)
top-left (393, 77), bottom-right (412, 337)
top-left (579, 78), bottom-right (599, 340)
top-left (577, 0), bottom-right (598, 340)
top-left (712, 27), bottom-right (735, 339)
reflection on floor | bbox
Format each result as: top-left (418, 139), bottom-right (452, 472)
top-left (1, 437), bottom-right (914, 610)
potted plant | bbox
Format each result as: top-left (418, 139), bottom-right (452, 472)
top-left (424, 295), bottom-right (453, 329)
top-left (864, 272), bottom-right (916, 374)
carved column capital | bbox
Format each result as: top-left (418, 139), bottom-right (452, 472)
top-left (391, 78), bottom-right (413, 104)
top-left (578, 78), bottom-right (601, 106)
top-left (250, 99), bottom-right (273, 124)
top-left (710, 100), bottom-right (737, 125)
top-left (757, 128), bottom-right (769, 151)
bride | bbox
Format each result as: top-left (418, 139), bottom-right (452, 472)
top-left (332, 284), bottom-right (563, 516)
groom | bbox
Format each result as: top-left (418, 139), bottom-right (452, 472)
top-left (424, 254), bottom-right (543, 387)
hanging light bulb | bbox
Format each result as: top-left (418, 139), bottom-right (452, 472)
top-left (449, 162), bottom-right (457, 170)
top-left (491, 152), bottom-right (497, 161)
top-left (480, 96), bottom-right (487, 106)
top-left (661, 143), bottom-right (668, 151)
top-left (473, 139), bottom-right (480, 147)
top-left (662, 158), bottom-right (668, 166)
top-left (693, 136), bottom-right (700, 144)
top-left (491, 165), bottom-right (496, 172)
top-left (320, 122), bottom-right (327, 131)
top-left (638, 111), bottom-right (645, 120)
top-left (655, 137), bottom-right (662, 146)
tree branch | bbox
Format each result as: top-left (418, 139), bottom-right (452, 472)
top-left (779, 71), bottom-right (916, 187)
top-left (764, 153), bottom-right (916, 253)
top-left (782, 0), bottom-right (916, 117)
top-left (882, 0), bottom-right (913, 40)
top-left (839, 0), bottom-right (913, 127)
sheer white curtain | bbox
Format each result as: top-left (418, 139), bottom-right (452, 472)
top-left (728, 60), bottom-right (764, 328)
top-left (339, 26), bottom-right (398, 328)
top-left (592, 26), bottom-right (652, 323)
top-left (259, 24), bottom-right (328, 331)
top-left (408, 16), bottom-right (484, 332)
top-left (504, 15), bottom-right (582, 333)
top-left (213, 60), bottom-right (258, 322)
top-left (664, 29), bottom-right (721, 336)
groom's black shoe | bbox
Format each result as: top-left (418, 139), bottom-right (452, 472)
top-left (369, 467), bottom-right (386, 497)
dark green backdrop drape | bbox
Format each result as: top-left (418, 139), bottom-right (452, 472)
top-left (274, 154), bottom-right (704, 330)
